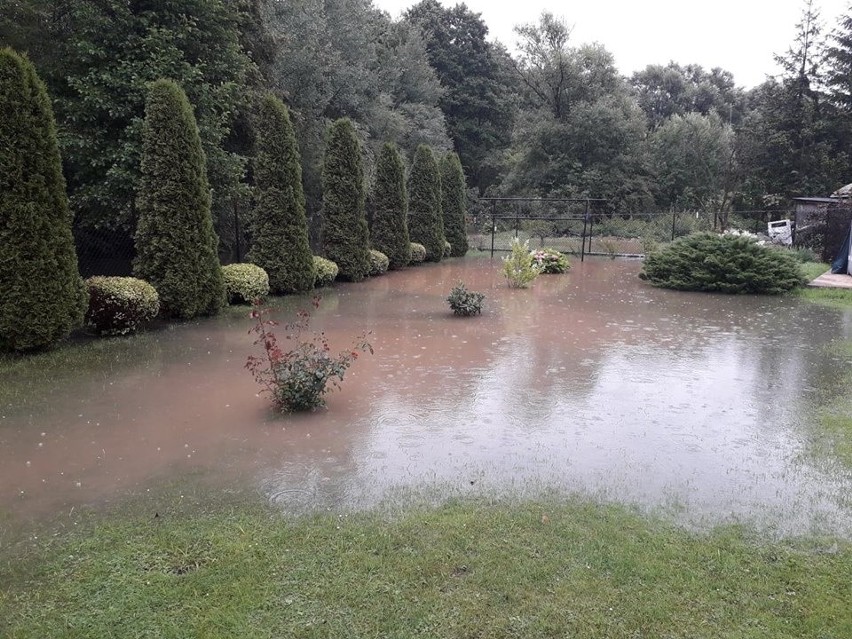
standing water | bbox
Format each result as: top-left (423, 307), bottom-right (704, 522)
top-left (1, 257), bottom-right (851, 536)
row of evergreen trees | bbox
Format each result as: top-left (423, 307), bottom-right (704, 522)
top-left (1, 47), bottom-right (469, 352)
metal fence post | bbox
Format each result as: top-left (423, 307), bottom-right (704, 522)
top-left (490, 200), bottom-right (496, 258)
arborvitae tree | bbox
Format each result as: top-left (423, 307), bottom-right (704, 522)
top-left (0, 48), bottom-right (86, 352)
top-left (440, 152), bottom-right (469, 257)
top-left (249, 94), bottom-right (315, 293)
top-left (407, 144), bottom-right (444, 262)
top-left (133, 79), bottom-right (225, 319)
top-left (321, 118), bottom-right (371, 281)
top-left (371, 143), bottom-right (410, 269)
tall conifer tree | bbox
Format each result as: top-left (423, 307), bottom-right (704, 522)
top-left (371, 143), bottom-right (410, 269)
top-left (0, 48), bottom-right (86, 352)
top-left (440, 152), bottom-right (469, 257)
top-left (134, 79), bottom-right (225, 319)
top-left (249, 94), bottom-right (315, 293)
top-left (321, 118), bottom-right (371, 281)
top-left (408, 145), bottom-right (444, 262)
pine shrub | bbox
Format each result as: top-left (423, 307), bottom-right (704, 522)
top-left (440, 152), bottom-right (469, 257)
top-left (322, 118), bottom-right (371, 281)
top-left (0, 48), bottom-right (87, 352)
top-left (369, 250), bottom-right (390, 276)
top-left (371, 143), bottom-right (410, 269)
top-left (313, 256), bottom-right (339, 288)
top-left (222, 263), bottom-right (270, 304)
top-left (133, 79), bottom-right (225, 319)
top-left (639, 232), bottom-right (805, 294)
top-left (408, 145), bottom-right (445, 262)
top-left (249, 95), bottom-right (315, 294)
top-left (85, 277), bottom-right (159, 336)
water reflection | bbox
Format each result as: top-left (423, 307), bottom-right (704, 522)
top-left (1, 257), bottom-right (851, 536)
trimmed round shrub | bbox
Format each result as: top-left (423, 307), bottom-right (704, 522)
top-left (531, 248), bottom-right (570, 274)
top-left (1, 48), bottom-right (87, 352)
top-left (409, 242), bottom-right (427, 264)
top-left (314, 256), bottom-right (339, 288)
top-left (369, 249), bottom-right (390, 276)
top-left (85, 277), bottom-right (159, 336)
top-left (222, 263), bottom-right (270, 304)
top-left (639, 232), bottom-right (805, 294)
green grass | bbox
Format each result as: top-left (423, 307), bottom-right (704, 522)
top-left (793, 262), bottom-right (852, 308)
top-left (2, 500), bottom-right (850, 638)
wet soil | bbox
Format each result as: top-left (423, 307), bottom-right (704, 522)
top-left (2, 256), bottom-right (851, 536)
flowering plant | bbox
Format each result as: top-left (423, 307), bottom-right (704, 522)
top-left (502, 238), bottom-right (541, 288)
top-left (530, 248), bottom-right (570, 274)
top-left (246, 299), bottom-right (372, 412)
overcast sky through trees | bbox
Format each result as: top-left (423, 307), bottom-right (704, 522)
top-left (375, 0), bottom-right (851, 87)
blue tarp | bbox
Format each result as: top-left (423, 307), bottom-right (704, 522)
top-left (831, 223), bottom-right (851, 274)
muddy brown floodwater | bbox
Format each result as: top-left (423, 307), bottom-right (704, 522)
top-left (1, 256), bottom-right (852, 537)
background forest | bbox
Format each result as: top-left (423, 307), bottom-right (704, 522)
top-left (2, 0), bottom-right (851, 264)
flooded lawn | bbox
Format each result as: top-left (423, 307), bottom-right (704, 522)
top-left (1, 256), bottom-right (851, 537)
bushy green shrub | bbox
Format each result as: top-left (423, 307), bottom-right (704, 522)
top-left (133, 79), bottom-right (225, 319)
top-left (440, 152), bottom-right (469, 257)
top-left (639, 232), bottom-right (805, 294)
top-left (322, 118), bottom-right (371, 281)
top-left (503, 239), bottom-right (541, 288)
top-left (249, 94), bottom-right (315, 294)
top-left (369, 249), bottom-right (390, 276)
top-left (222, 263), bottom-right (270, 304)
top-left (409, 243), bottom-right (427, 264)
top-left (85, 277), bottom-right (159, 336)
top-left (313, 256), bottom-right (339, 288)
top-left (531, 248), bottom-right (569, 274)
top-left (370, 143), bottom-right (410, 269)
top-left (447, 282), bottom-right (484, 316)
top-left (1, 48), bottom-right (87, 352)
top-left (408, 145), bottom-right (445, 262)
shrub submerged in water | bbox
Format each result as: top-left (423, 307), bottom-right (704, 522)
top-left (246, 299), bottom-right (372, 413)
top-left (503, 238), bottom-right (541, 288)
top-left (639, 232), bottom-right (805, 294)
top-left (531, 248), bottom-right (570, 274)
top-left (447, 282), bottom-right (484, 316)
